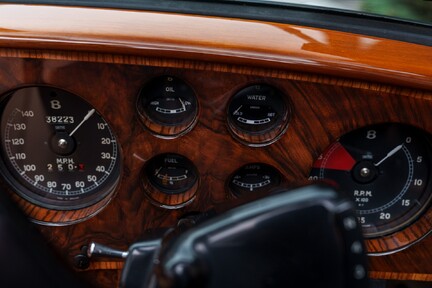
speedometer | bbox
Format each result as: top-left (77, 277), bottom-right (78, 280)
top-left (0, 86), bottom-right (121, 213)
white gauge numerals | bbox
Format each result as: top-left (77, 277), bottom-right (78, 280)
top-left (0, 86), bottom-right (121, 213)
top-left (309, 123), bottom-right (432, 238)
top-left (4, 115), bottom-right (118, 197)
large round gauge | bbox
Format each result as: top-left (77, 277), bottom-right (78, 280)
top-left (141, 153), bottom-right (199, 209)
top-left (137, 76), bottom-right (198, 138)
top-left (309, 123), bottom-right (432, 238)
top-left (228, 163), bottom-right (282, 198)
top-left (227, 84), bottom-right (291, 146)
top-left (0, 86), bottom-right (121, 212)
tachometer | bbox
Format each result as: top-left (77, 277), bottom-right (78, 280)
top-left (0, 86), bottom-right (121, 213)
top-left (309, 123), bottom-right (432, 238)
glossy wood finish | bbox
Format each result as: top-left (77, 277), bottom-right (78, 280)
top-left (369, 271), bottom-right (432, 282)
top-left (10, 189), bottom-right (115, 225)
top-left (0, 57), bottom-right (431, 287)
top-left (366, 208), bottom-right (432, 254)
top-left (140, 168), bottom-right (199, 209)
top-left (0, 3), bottom-right (430, 286)
top-left (0, 5), bottom-right (431, 91)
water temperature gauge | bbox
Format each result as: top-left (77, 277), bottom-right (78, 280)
top-left (227, 84), bottom-right (291, 146)
top-left (228, 163), bottom-right (282, 198)
top-left (141, 153), bottom-right (199, 209)
top-left (137, 76), bottom-right (198, 138)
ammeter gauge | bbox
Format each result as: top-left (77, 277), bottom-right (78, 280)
top-left (228, 163), bottom-right (282, 197)
top-left (227, 84), bottom-right (291, 146)
top-left (137, 76), bottom-right (198, 138)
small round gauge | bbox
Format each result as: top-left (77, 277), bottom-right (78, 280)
top-left (227, 84), bottom-right (291, 146)
top-left (228, 163), bottom-right (282, 197)
top-left (141, 153), bottom-right (199, 208)
top-left (309, 123), bottom-right (432, 238)
top-left (137, 76), bottom-right (198, 138)
top-left (0, 86), bottom-right (121, 215)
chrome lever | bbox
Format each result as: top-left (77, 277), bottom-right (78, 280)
top-left (87, 242), bottom-right (128, 259)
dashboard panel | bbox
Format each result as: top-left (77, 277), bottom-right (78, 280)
top-left (0, 3), bottom-right (431, 287)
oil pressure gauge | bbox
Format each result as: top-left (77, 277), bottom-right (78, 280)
top-left (141, 153), bottom-right (199, 209)
top-left (137, 76), bottom-right (198, 138)
top-left (227, 84), bottom-right (291, 146)
top-left (228, 163), bottom-right (282, 198)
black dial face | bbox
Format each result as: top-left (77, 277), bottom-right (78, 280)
top-left (227, 84), bottom-right (290, 146)
top-left (309, 123), bottom-right (432, 237)
top-left (0, 86), bottom-right (121, 210)
top-left (137, 76), bottom-right (198, 137)
top-left (145, 153), bottom-right (198, 195)
top-left (228, 163), bottom-right (282, 197)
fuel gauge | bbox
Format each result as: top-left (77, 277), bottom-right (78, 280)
top-left (228, 163), bottom-right (282, 198)
top-left (137, 76), bottom-right (198, 138)
top-left (141, 153), bottom-right (199, 209)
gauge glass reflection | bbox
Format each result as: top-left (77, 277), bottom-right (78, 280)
top-left (227, 84), bottom-right (291, 146)
top-left (0, 86), bottom-right (121, 210)
top-left (137, 76), bottom-right (198, 138)
top-left (309, 123), bottom-right (432, 237)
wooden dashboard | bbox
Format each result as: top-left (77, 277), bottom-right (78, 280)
top-left (0, 3), bottom-right (431, 287)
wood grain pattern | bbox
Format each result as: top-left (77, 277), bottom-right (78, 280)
top-left (369, 271), bottom-right (432, 281)
top-left (141, 170), bottom-right (199, 208)
top-left (365, 210), bottom-right (432, 254)
top-left (0, 57), bottom-right (430, 285)
top-left (0, 4), bottom-right (431, 91)
top-left (0, 4), bottom-right (430, 286)
top-left (10, 191), bottom-right (115, 225)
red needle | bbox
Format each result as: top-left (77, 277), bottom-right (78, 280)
top-left (313, 142), bottom-right (356, 171)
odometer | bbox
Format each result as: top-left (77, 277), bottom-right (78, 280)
top-left (0, 86), bottom-right (121, 213)
top-left (309, 123), bottom-right (432, 238)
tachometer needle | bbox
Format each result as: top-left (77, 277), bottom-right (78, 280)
top-left (374, 144), bottom-right (403, 166)
top-left (69, 109), bottom-right (95, 137)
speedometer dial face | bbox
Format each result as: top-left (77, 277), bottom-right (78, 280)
top-left (0, 86), bottom-right (121, 211)
top-left (309, 123), bottom-right (432, 237)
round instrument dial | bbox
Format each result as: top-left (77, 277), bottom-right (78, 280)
top-left (0, 86), bottom-right (121, 214)
top-left (227, 84), bottom-right (291, 146)
top-left (141, 153), bottom-right (199, 209)
top-left (137, 76), bottom-right (198, 138)
top-left (309, 123), bottom-right (432, 238)
top-left (228, 163), bottom-right (282, 198)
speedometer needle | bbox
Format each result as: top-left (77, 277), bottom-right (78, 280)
top-left (374, 144), bottom-right (403, 166)
top-left (69, 109), bottom-right (95, 137)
